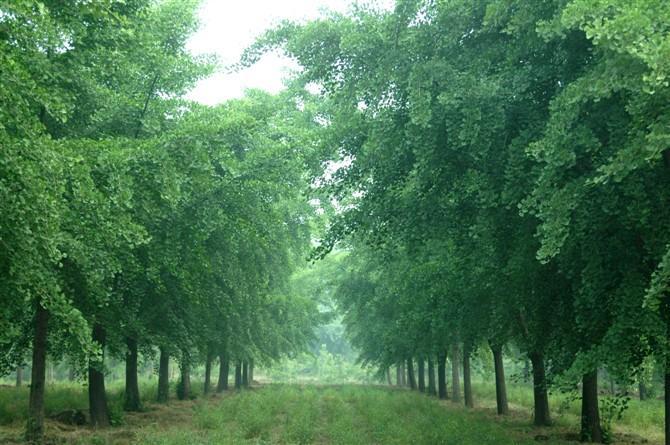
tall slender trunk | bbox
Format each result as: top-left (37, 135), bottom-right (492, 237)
top-left (451, 344), bottom-right (461, 402)
top-left (428, 358), bottom-right (437, 396)
top-left (16, 367), bottom-right (22, 387)
top-left (204, 349), bottom-right (213, 395)
top-left (491, 343), bottom-right (509, 415)
top-left (400, 362), bottom-right (406, 386)
top-left (529, 351), bottom-right (550, 426)
top-left (157, 347), bottom-right (170, 403)
top-left (463, 347), bottom-right (473, 408)
top-left (396, 364), bottom-right (402, 386)
top-left (581, 370), bottom-right (603, 443)
top-left (25, 303), bottom-right (49, 442)
top-left (177, 357), bottom-right (191, 400)
top-left (418, 360), bottom-right (425, 392)
top-left (89, 324), bottom-right (110, 427)
top-left (664, 356), bottom-right (669, 445)
top-left (242, 361), bottom-right (249, 387)
top-left (68, 366), bottom-right (75, 381)
top-left (437, 351), bottom-right (447, 399)
top-left (638, 381), bottom-right (647, 401)
top-left (234, 362), bottom-right (242, 389)
top-left (249, 359), bottom-right (254, 384)
top-left (217, 350), bottom-right (229, 392)
top-left (124, 337), bottom-right (141, 411)
top-left (407, 358), bottom-right (416, 390)
top-left (386, 367), bottom-right (392, 385)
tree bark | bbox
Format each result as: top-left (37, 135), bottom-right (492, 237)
top-left (400, 361), bottom-right (406, 386)
top-left (386, 367), bottom-right (392, 385)
top-left (463, 347), bottom-right (474, 408)
top-left (491, 343), bottom-right (509, 415)
top-left (16, 367), bottom-right (23, 387)
top-left (217, 350), bottom-right (229, 392)
top-left (529, 351), bottom-right (550, 426)
top-left (451, 344), bottom-right (461, 402)
top-left (418, 360), bottom-right (425, 392)
top-left (204, 349), bottom-right (213, 395)
top-left (157, 347), bottom-right (170, 403)
top-left (234, 361), bottom-right (242, 389)
top-left (580, 370), bottom-right (603, 443)
top-left (242, 361), bottom-right (249, 387)
top-left (407, 357), bottom-right (416, 390)
top-left (396, 364), bottom-right (402, 386)
top-left (428, 358), bottom-right (437, 396)
top-left (89, 324), bottom-right (110, 427)
top-left (249, 359), bottom-right (254, 384)
top-left (25, 303), bottom-right (49, 442)
top-left (124, 337), bottom-right (142, 411)
top-left (177, 357), bottom-right (191, 400)
top-left (438, 351), bottom-right (447, 399)
top-left (638, 381), bottom-right (646, 401)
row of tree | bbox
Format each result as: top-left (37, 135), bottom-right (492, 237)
top-left (246, 0), bottom-right (670, 443)
top-left (1, 1), bottom-right (320, 442)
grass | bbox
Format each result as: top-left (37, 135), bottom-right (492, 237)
top-left (0, 382), bottom-right (663, 444)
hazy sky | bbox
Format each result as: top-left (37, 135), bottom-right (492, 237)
top-left (186, 0), bottom-right (393, 104)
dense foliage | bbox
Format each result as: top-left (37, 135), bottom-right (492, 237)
top-left (0, 0), bottom-right (320, 441)
top-left (245, 0), bottom-right (670, 443)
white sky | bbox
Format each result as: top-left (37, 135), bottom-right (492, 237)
top-left (186, 0), bottom-right (393, 104)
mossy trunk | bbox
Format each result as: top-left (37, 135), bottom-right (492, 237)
top-left (491, 343), bottom-right (509, 415)
top-left (124, 337), bottom-right (142, 411)
top-left (451, 344), bottom-right (461, 402)
top-left (463, 346), bottom-right (474, 408)
top-left (437, 351), bottom-right (447, 399)
top-left (580, 370), bottom-right (603, 443)
top-left (157, 347), bottom-right (170, 403)
top-left (428, 358), bottom-right (437, 396)
top-left (89, 324), bottom-right (110, 427)
top-left (418, 360), bottom-right (425, 392)
top-left (530, 351), bottom-right (550, 426)
top-left (25, 303), bottom-right (49, 442)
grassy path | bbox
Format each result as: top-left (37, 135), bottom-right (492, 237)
top-left (0, 384), bottom-right (659, 444)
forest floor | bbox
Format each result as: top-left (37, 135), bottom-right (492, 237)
top-left (0, 384), bottom-right (661, 444)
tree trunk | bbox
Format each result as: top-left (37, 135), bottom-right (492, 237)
top-left (638, 381), bottom-right (647, 401)
top-left (89, 324), bottom-right (110, 427)
top-left (242, 361), bottom-right (249, 387)
top-left (491, 343), bottom-right (509, 415)
top-left (204, 349), bottom-right (213, 395)
top-left (438, 351), bottom-right (447, 399)
top-left (234, 361), bottom-right (242, 389)
top-left (396, 364), bottom-right (402, 386)
top-left (217, 350), bottom-right (229, 392)
top-left (529, 351), bottom-right (550, 426)
top-left (418, 360), bottom-right (425, 392)
top-left (68, 366), bottom-right (75, 382)
top-left (664, 359), bottom-right (669, 445)
top-left (400, 362), bottom-right (406, 386)
top-left (428, 358), bottom-right (437, 396)
top-left (157, 347), bottom-right (170, 403)
top-left (16, 367), bottom-right (22, 387)
top-left (25, 303), bottom-right (49, 442)
top-left (386, 367), bottom-right (392, 385)
top-left (177, 358), bottom-right (191, 400)
top-left (124, 337), bottom-right (141, 411)
top-left (580, 371), bottom-right (603, 443)
top-left (463, 347), bottom-right (474, 408)
top-left (407, 358), bottom-right (416, 390)
top-left (451, 344), bottom-right (461, 402)
top-left (249, 359), bottom-right (254, 384)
